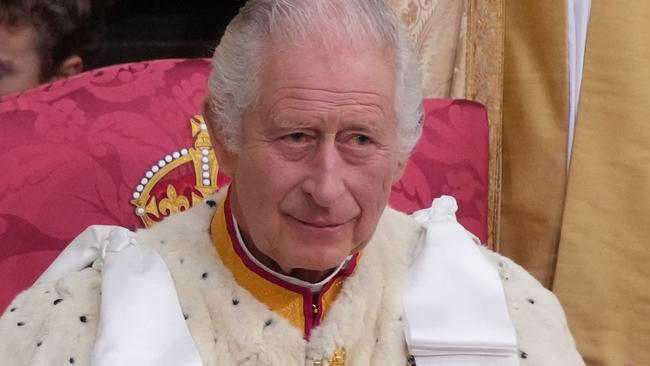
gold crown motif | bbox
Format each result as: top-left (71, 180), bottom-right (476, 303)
top-left (130, 115), bottom-right (220, 227)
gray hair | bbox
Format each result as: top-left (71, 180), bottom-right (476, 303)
top-left (208, 0), bottom-right (423, 154)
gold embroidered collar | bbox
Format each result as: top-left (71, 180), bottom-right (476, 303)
top-left (210, 194), bottom-right (359, 338)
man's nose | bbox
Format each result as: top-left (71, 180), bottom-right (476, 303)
top-left (302, 139), bottom-right (346, 208)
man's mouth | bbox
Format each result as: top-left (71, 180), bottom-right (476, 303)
top-left (285, 214), bottom-right (348, 229)
top-left (294, 217), bottom-right (345, 228)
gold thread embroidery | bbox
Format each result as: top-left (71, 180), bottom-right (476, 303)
top-left (130, 115), bottom-right (220, 227)
top-left (313, 347), bottom-right (346, 366)
top-left (328, 348), bottom-right (346, 366)
top-left (158, 185), bottom-right (190, 215)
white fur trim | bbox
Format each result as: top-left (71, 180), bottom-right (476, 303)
top-left (0, 193), bottom-right (584, 365)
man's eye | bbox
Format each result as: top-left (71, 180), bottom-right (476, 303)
top-left (285, 132), bottom-right (307, 143)
top-left (353, 134), bottom-right (372, 146)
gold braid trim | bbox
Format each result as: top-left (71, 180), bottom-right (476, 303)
top-left (466, 0), bottom-right (505, 250)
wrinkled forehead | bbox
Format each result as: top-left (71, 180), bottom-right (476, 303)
top-left (256, 41), bottom-right (398, 112)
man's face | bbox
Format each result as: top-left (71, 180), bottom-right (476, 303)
top-left (0, 24), bottom-right (41, 96)
top-left (220, 42), bottom-right (406, 276)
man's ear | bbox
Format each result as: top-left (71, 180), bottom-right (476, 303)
top-left (203, 97), bottom-right (237, 178)
top-left (54, 55), bottom-right (83, 80)
top-left (391, 154), bottom-right (409, 185)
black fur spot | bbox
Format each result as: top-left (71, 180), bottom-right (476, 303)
top-left (53, 299), bottom-right (63, 305)
top-left (201, 272), bottom-right (208, 279)
top-left (264, 319), bottom-right (273, 328)
top-left (9, 307), bottom-right (16, 312)
top-left (69, 357), bottom-right (75, 364)
top-left (526, 298), bottom-right (535, 304)
top-left (79, 316), bottom-right (87, 323)
top-left (183, 314), bottom-right (189, 320)
top-left (520, 351), bottom-right (528, 359)
top-left (232, 298), bottom-right (240, 306)
top-left (17, 322), bottom-right (25, 327)
top-left (206, 200), bottom-right (217, 208)
top-left (36, 341), bottom-right (42, 347)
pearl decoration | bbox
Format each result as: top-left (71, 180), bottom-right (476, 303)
top-left (200, 124), bottom-right (208, 131)
top-left (133, 145), bottom-right (213, 209)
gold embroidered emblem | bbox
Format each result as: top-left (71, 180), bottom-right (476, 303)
top-left (158, 185), bottom-right (190, 215)
top-left (130, 115), bottom-right (220, 227)
top-left (314, 348), bottom-right (346, 366)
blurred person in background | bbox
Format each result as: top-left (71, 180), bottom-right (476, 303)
top-left (0, 0), bottom-right (109, 95)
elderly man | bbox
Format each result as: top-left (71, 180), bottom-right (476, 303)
top-left (0, 1), bottom-right (584, 365)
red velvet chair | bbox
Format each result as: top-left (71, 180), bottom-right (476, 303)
top-left (0, 58), bottom-right (488, 312)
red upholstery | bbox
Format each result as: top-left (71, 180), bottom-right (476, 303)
top-left (0, 58), bottom-right (488, 312)
top-left (392, 98), bottom-right (488, 242)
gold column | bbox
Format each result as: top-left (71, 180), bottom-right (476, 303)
top-left (553, 1), bottom-right (650, 364)
top-left (466, 0), bottom-right (505, 249)
top-left (499, 0), bottom-right (568, 286)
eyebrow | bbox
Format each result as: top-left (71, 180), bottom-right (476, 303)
top-left (269, 116), bottom-right (389, 141)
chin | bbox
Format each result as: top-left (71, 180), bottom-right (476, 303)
top-left (288, 246), bottom-right (354, 272)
